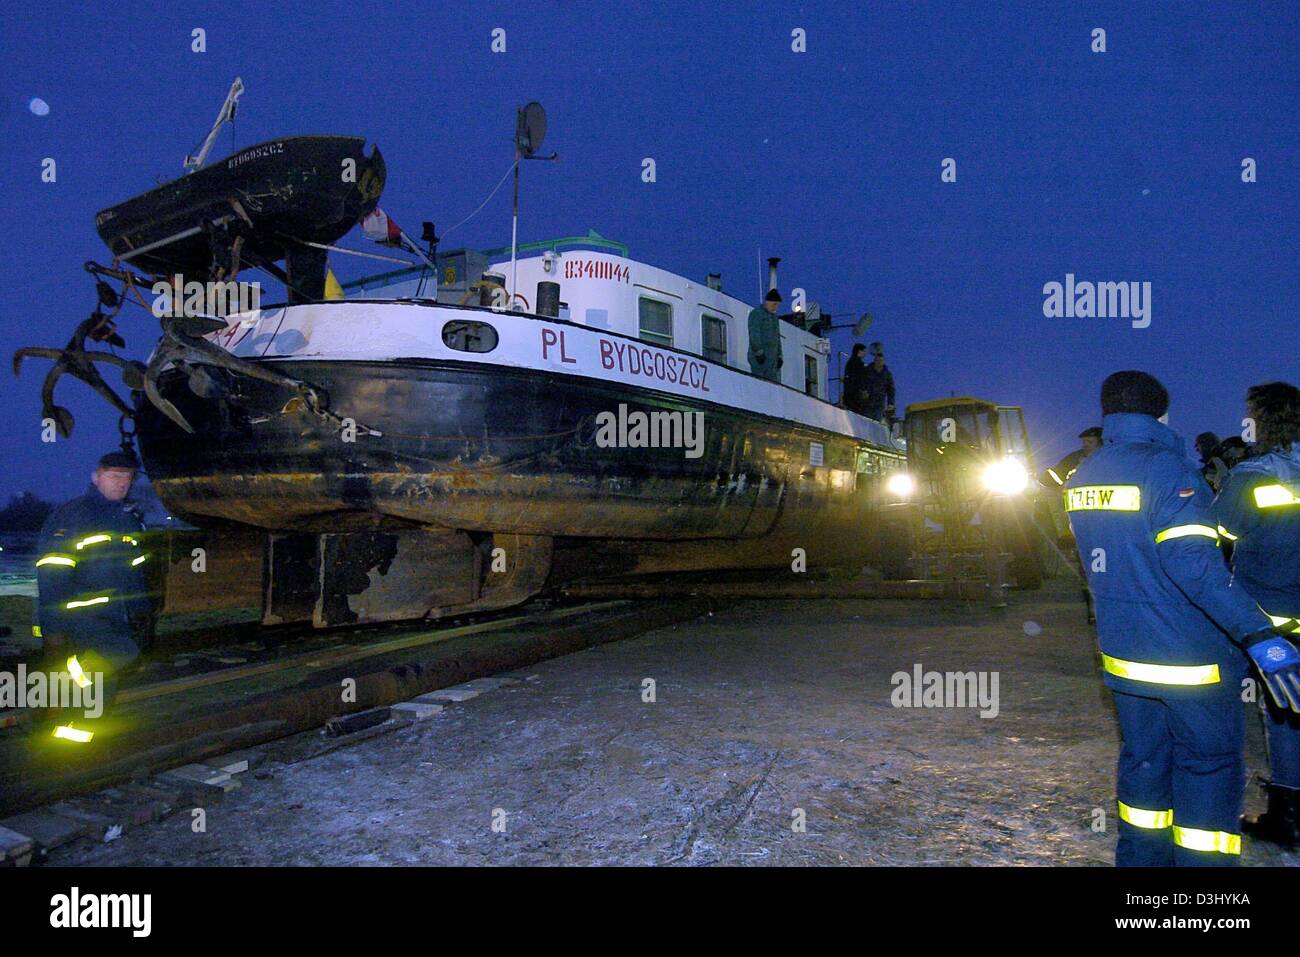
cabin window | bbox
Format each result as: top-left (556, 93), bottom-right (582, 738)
top-left (638, 297), bottom-right (673, 347)
top-left (804, 354), bottom-right (819, 396)
top-left (701, 314), bottom-right (727, 364)
top-left (441, 320), bottom-right (499, 353)
top-left (997, 407), bottom-right (1030, 459)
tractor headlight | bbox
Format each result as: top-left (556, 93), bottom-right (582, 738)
top-left (886, 472), bottom-right (916, 498)
top-left (983, 459), bottom-right (1028, 495)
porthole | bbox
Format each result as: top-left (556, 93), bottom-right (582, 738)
top-left (442, 319), bottom-right (499, 353)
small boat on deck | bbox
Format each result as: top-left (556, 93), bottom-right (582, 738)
top-left (94, 135), bottom-right (385, 283)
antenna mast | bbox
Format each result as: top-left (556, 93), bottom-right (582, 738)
top-left (509, 102), bottom-right (556, 309)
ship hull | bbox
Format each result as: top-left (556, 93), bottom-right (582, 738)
top-left (135, 358), bottom-right (906, 573)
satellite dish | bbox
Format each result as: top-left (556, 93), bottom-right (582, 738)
top-left (516, 102), bottom-right (547, 157)
top-left (854, 312), bottom-right (873, 337)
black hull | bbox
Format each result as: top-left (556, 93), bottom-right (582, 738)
top-left (95, 136), bottom-right (385, 277)
top-left (135, 361), bottom-right (906, 572)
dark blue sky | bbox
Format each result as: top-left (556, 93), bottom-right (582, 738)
top-left (1, 1), bottom-right (1296, 502)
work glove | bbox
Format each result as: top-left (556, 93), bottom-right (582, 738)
top-left (1245, 624), bottom-right (1300, 712)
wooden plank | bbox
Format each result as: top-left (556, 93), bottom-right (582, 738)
top-left (0, 824), bottom-right (34, 865)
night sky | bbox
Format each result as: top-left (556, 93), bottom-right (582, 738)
top-left (1, 1), bottom-right (1295, 503)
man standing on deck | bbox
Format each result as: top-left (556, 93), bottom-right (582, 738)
top-left (861, 342), bottom-right (896, 422)
top-left (747, 289), bottom-right (783, 383)
top-left (35, 450), bottom-right (155, 743)
top-left (842, 343), bottom-right (869, 414)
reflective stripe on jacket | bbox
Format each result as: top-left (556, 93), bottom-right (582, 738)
top-left (35, 486), bottom-right (151, 638)
top-left (1215, 442), bottom-right (1300, 619)
top-left (1065, 413), bottom-right (1269, 698)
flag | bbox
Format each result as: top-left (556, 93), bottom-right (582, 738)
top-left (324, 270), bottom-right (345, 300)
top-left (361, 208), bottom-right (403, 247)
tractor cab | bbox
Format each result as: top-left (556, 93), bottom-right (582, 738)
top-left (898, 397), bottom-right (1044, 589)
top-left (903, 398), bottom-right (1035, 494)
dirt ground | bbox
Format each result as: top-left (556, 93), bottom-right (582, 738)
top-left (48, 583), bottom-right (1297, 866)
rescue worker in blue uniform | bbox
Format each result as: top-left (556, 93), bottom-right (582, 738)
top-left (1065, 371), bottom-right (1300, 865)
top-left (35, 450), bottom-right (154, 743)
top-left (1215, 381), bottom-right (1300, 846)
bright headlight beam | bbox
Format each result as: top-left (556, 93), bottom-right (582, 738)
top-left (983, 459), bottom-right (1028, 495)
top-left (886, 473), bottom-right (916, 497)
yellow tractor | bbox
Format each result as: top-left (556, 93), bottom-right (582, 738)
top-left (888, 397), bottom-right (1046, 589)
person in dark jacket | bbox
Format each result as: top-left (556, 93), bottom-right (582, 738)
top-left (1065, 370), bottom-right (1299, 866)
top-left (861, 341), bottom-right (896, 422)
top-left (1215, 381), bottom-right (1300, 846)
top-left (1046, 426), bottom-right (1103, 487)
top-left (36, 450), bottom-right (154, 742)
top-left (1217, 436), bottom-right (1250, 469)
top-left (841, 343), bottom-right (869, 414)
top-left (1195, 431), bottom-right (1220, 463)
top-left (1041, 426), bottom-right (1104, 623)
top-left (747, 289), bottom-right (783, 383)
top-left (1195, 431), bottom-right (1229, 493)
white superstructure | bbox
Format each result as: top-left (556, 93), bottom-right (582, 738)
top-left (347, 244), bottom-right (835, 401)
top-left (209, 245), bottom-right (896, 447)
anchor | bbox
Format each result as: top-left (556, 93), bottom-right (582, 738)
top-left (14, 253), bottom-right (365, 436)
top-left (12, 311), bottom-right (147, 438)
top-left (17, 302), bottom-right (366, 438)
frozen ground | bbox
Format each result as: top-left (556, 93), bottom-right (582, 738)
top-left (51, 584), bottom-right (1297, 866)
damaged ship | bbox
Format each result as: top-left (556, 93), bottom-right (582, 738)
top-left (16, 102), bottom-right (912, 629)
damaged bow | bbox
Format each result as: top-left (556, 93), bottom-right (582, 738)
top-left (141, 313), bottom-right (350, 435)
top-left (14, 267), bottom-right (372, 439)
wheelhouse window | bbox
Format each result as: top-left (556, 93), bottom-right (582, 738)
top-left (701, 314), bottom-right (727, 364)
top-left (638, 297), bottom-right (673, 347)
top-left (804, 354), bottom-right (819, 397)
